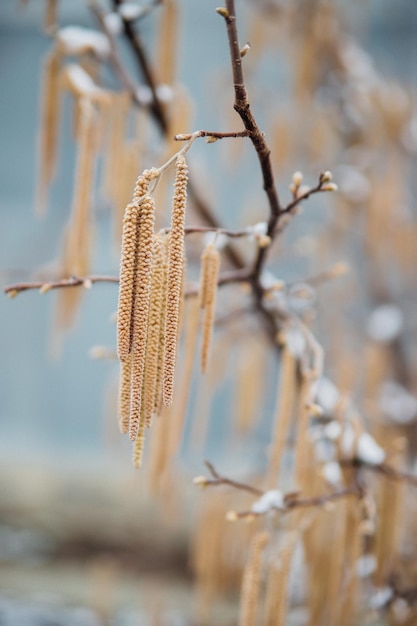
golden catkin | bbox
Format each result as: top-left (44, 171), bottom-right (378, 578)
top-left (129, 195), bottom-right (156, 441)
top-left (133, 167), bottom-right (159, 203)
top-left (101, 92), bottom-right (130, 206)
top-left (154, 234), bottom-right (170, 415)
top-left (239, 531), bottom-right (269, 626)
top-left (163, 155), bottom-right (188, 406)
top-left (133, 416), bottom-right (146, 469)
top-left (148, 404), bottom-right (171, 491)
top-left (263, 542), bottom-right (295, 626)
top-left (200, 244), bottom-right (220, 373)
top-left (156, 0), bottom-right (178, 87)
top-left (235, 335), bottom-right (266, 433)
top-left (267, 346), bottom-right (297, 487)
top-left (66, 97), bottom-right (96, 277)
top-left (167, 296), bottom-right (200, 455)
top-left (117, 169), bottom-right (157, 363)
top-left (117, 203), bottom-right (140, 362)
top-left (118, 354), bottom-right (132, 434)
top-left (143, 234), bottom-right (165, 427)
top-left (43, 0), bottom-right (57, 33)
top-left (294, 375), bottom-right (314, 490)
top-left (326, 503), bottom-right (348, 625)
top-left (36, 48), bottom-right (61, 216)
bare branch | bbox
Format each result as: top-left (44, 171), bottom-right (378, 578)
top-left (202, 460), bottom-right (264, 496)
top-left (4, 268), bottom-right (251, 298)
top-left (175, 130), bottom-right (249, 141)
top-left (4, 275), bottom-right (119, 296)
top-left (342, 459), bottom-right (417, 488)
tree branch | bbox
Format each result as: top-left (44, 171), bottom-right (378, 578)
top-left (175, 130), bottom-right (249, 141)
top-left (4, 268), bottom-right (251, 298)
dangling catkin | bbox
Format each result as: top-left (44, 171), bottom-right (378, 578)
top-left (117, 203), bottom-right (140, 362)
top-left (118, 354), bottom-right (132, 434)
top-left (239, 531), bottom-right (269, 626)
top-left (129, 195), bottom-right (156, 441)
top-left (43, 0), bottom-right (57, 33)
top-left (263, 542), bottom-right (295, 626)
top-left (117, 169), bottom-right (157, 363)
top-left (143, 234), bottom-right (165, 427)
top-left (163, 155), bottom-right (188, 406)
top-left (66, 97), bottom-right (96, 277)
top-left (133, 415), bottom-right (146, 469)
top-left (267, 346), bottom-right (297, 487)
top-left (156, 0), bottom-right (178, 87)
top-left (36, 48), bottom-right (61, 216)
top-left (154, 234), bottom-right (170, 414)
top-left (168, 296), bottom-right (200, 455)
top-left (200, 243), bottom-right (220, 373)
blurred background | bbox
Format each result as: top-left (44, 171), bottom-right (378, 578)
top-left (1, 0), bottom-right (417, 624)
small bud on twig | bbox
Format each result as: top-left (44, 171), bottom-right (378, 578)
top-left (193, 475), bottom-right (209, 488)
top-left (297, 185), bottom-right (311, 198)
top-left (215, 7), bottom-right (229, 18)
top-left (292, 171), bottom-right (303, 187)
top-left (39, 283), bottom-right (53, 294)
top-left (206, 135), bottom-right (218, 144)
top-left (240, 43), bottom-right (251, 57)
top-left (321, 182), bottom-right (338, 192)
top-left (319, 170), bottom-right (333, 184)
top-left (257, 235), bottom-right (271, 248)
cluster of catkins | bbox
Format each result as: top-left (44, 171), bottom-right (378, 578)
top-left (116, 155), bottom-right (220, 468)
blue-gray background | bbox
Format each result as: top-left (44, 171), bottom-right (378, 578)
top-left (1, 0), bottom-right (417, 466)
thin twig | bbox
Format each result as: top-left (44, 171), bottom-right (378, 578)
top-left (341, 459), bottom-right (417, 487)
top-left (281, 182), bottom-right (332, 215)
top-left (178, 226), bottom-right (251, 238)
top-left (203, 460), bottom-right (264, 496)
top-left (197, 461), bottom-right (361, 518)
top-left (4, 275), bottom-right (119, 296)
top-left (4, 268), bottom-right (251, 298)
top-left (112, 0), bottom-right (168, 133)
top-left (175, 130), bottom-right (249, 141)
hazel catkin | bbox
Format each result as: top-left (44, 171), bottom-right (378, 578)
top-left (143, 233), bottom-right (165, 427)
top-left (163, 155), bottom-right (188, 406)
top-left (129, 195), bottom-right (156, 440)
top-left (200, 243), bottom-right (220, 373)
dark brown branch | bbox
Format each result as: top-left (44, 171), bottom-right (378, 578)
top-left (202, 460), bottom-right (264, 496)
top-left (112, 0), bottom-right (168, 134)
top-left (222, 0), bottom-right (281, 223)
top-left (282, 183), bottom-right (324, 214)
top-left (100, 2), bottom-right (246, 271)
top-left (341, 459), bottom-right (417, 488)
top-left (196, 461), bottom-right (361, 519)
top-left (91, 6), bottom-right (146, 107)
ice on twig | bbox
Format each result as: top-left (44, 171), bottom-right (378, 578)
top-left (57, 27), bottom-right (110, 59)
top-left (367, 304), bottom-right (403, 343)
top-left (103, 12), bottom-right (123, 35)
top-left (251, 490), bottom-right (285, 514)
top-left (315, 377), bottom-right (340, 414)
top-left (118, 3), bottom-right (142, 21)
top-left (322, 461), bottom-right (343, 486)
top-left (370, 586), bottom-right (393, 610)
top-left (356, 433), bottom-right (385, 465)
top-left (356, 554), bottom-right (377, 578)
